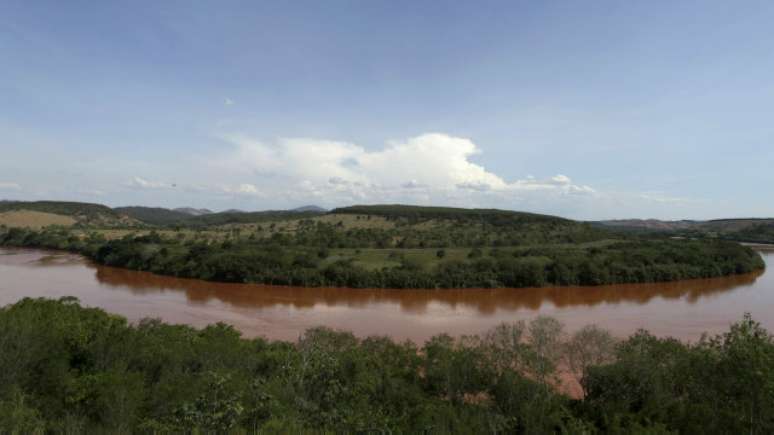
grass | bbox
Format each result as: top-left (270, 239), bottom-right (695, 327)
top-left (0, 211), bottom-right (77, 229)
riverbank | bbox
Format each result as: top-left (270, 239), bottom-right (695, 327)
top-left (0, 226), bottom-right (765, 290)
top-left (2, 247), bottom-right (771, 343)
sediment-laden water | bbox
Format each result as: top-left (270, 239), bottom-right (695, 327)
top-left (1, 246), bottom-right (771, 342)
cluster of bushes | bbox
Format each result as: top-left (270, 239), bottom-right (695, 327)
top-left (0, 226), bottom-right (764, 288)
top-left (1, 297), bottom-right (773, 433)
top-left (724, 222), bottom-right (774, 244)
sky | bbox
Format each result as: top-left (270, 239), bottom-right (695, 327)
top-left (2, 0), bottom-right (773, 220)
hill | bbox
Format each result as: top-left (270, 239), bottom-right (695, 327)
top-left (0, 201), bottom-right (133, 227)
top-left (0, 210), bottom-right (77, 229)
top-left (184, 209), bottom-right (325, 226)
top-left (0, 202), bottom-right (765, 289)
top-left (594, 219), bottom-right (700, 232)
top-left (114, 206), bottom-right (196, 226)
top-left (332, 204), bottom-right (570, 225)
top-left (717, 221), bottom-right (774, 244)
top-left (291, 205), bottom-right (327, 213)
top-left (173, 207), bottom-right (213, 216)
top-left (114, 206), bottom-right (326, 226)
top-left (595, 218), bottom-right (774, 243)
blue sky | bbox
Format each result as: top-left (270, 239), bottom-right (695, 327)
top-left (2, 0), bottom-right (773, 219)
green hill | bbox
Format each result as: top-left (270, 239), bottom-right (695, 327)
top-left (0, 201), bottom-right (132, 227)
top-left (184, 210), bottom-right (325, 226)
top-left (0, 200), bottom-right (115, 218)
top-left (0, 202), bottom-right (765, 289)
top-left (595, 218), bottom-right (774, 243)
top-left (113, 206), bottom-right (325, 226)
top-left (333, 204), bottom-right (569, 224)
top-left (114, 206), bottom-right (195, 225)
top-left (723, 221), bottom-right (774, 244)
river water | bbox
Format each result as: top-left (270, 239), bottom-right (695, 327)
top-left (1, 247), bottom-right (772, 343)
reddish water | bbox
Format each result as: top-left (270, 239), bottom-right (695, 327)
top-left (1, 247), bottom-right (772, 343)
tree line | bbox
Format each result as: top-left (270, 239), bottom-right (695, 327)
top-left (0, 226), bottom-right (765, 289)
top-left (1, 297), bottom-right (772, 433)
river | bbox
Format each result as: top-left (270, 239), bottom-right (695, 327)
top-left (1, 246), bottom-right (772, 343)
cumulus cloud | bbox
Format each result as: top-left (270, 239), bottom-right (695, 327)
top-left (222, 183), bottom-right (261, 196)
top-left (0, 182), bottom-right (21, 190)
top-left (126, 177), bottom-right (174, 190)
top-left (218, 133), bottom-right (595, 204)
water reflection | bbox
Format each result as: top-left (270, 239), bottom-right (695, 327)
top-left (93, 265), bottom-right (763, 315)
top-left (1, 248), bottom-right (771, 342)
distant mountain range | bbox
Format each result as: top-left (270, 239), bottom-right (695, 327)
top-left (111, 204), bottom-right (327, 226)
top-left (213, 206), bottom-right (325, 214)
top-left (593, 218), bottom-right (774, 244)
top-left (172, 207), bottom-right (212, 216)
top-left (594, 218), bottom-right (774, 233)
top-left (291, 205), bottom-right (327, 213)
top-left (2, 199), bottom-right (772, 243)
top-left (594, 219), bottom-right (702, 232)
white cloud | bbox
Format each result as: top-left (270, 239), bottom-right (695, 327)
top-left (0, 182), bottom-right (21, 190)
top-left (221, 183), bottom-right (261, 196)
top-left (224, 98), bottom-right (235, 106)
top-left (126, 177), bottom-right (174, 190)
top-left (212, 133), bottom-right (596, 207)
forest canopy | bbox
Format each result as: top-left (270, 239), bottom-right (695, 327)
top-left (1, 297), bottom-right (772, 433)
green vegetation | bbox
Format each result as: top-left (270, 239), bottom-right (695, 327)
top-left (721, 221), bottom-right (774, 244)
top-left (182, 210), bottom-right (324, 227)
top-left (116, 206), bottom-right (325, 227)
top-left (2, 297), bottom-right (773, 433)
top-left (596, 217), bottom-right (774, 244)
top-left (0, 200), bottom-right (133, 227)
top-left (0, 224), bottom-right (764, 288)
top-left (0, 210), bottom-right (77, 229)
top-left (114, 206), bottom-right (196, 226)
top-left (0, 200), bottom-right (116, 218)
top-left (333, 204), bottom-right (568, 225)
top-left (0, 202), bottom-right (766, 289)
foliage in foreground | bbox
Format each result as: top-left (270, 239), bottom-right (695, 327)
top-left (1, 298), bottom-right (773, 434)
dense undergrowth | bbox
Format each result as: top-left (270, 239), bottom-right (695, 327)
top-left (1, 297), bottom-right (773, 433)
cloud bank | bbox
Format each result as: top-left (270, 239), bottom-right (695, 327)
top-left (0, 182), bottom-right (21, 190)
top-left (214, 133), bottom-right (595, 207)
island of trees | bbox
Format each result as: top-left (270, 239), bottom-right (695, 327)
top-left (0, 202), bottom-right (765, 289)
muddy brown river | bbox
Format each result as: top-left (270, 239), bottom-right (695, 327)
top-left (1, 247), bottom-right (772, 343)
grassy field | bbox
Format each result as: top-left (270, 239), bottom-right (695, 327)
top-left (0, 211), bottom-right (77, 229)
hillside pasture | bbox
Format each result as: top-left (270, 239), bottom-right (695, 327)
top-left (0, 210), bottom-right (77, 229)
